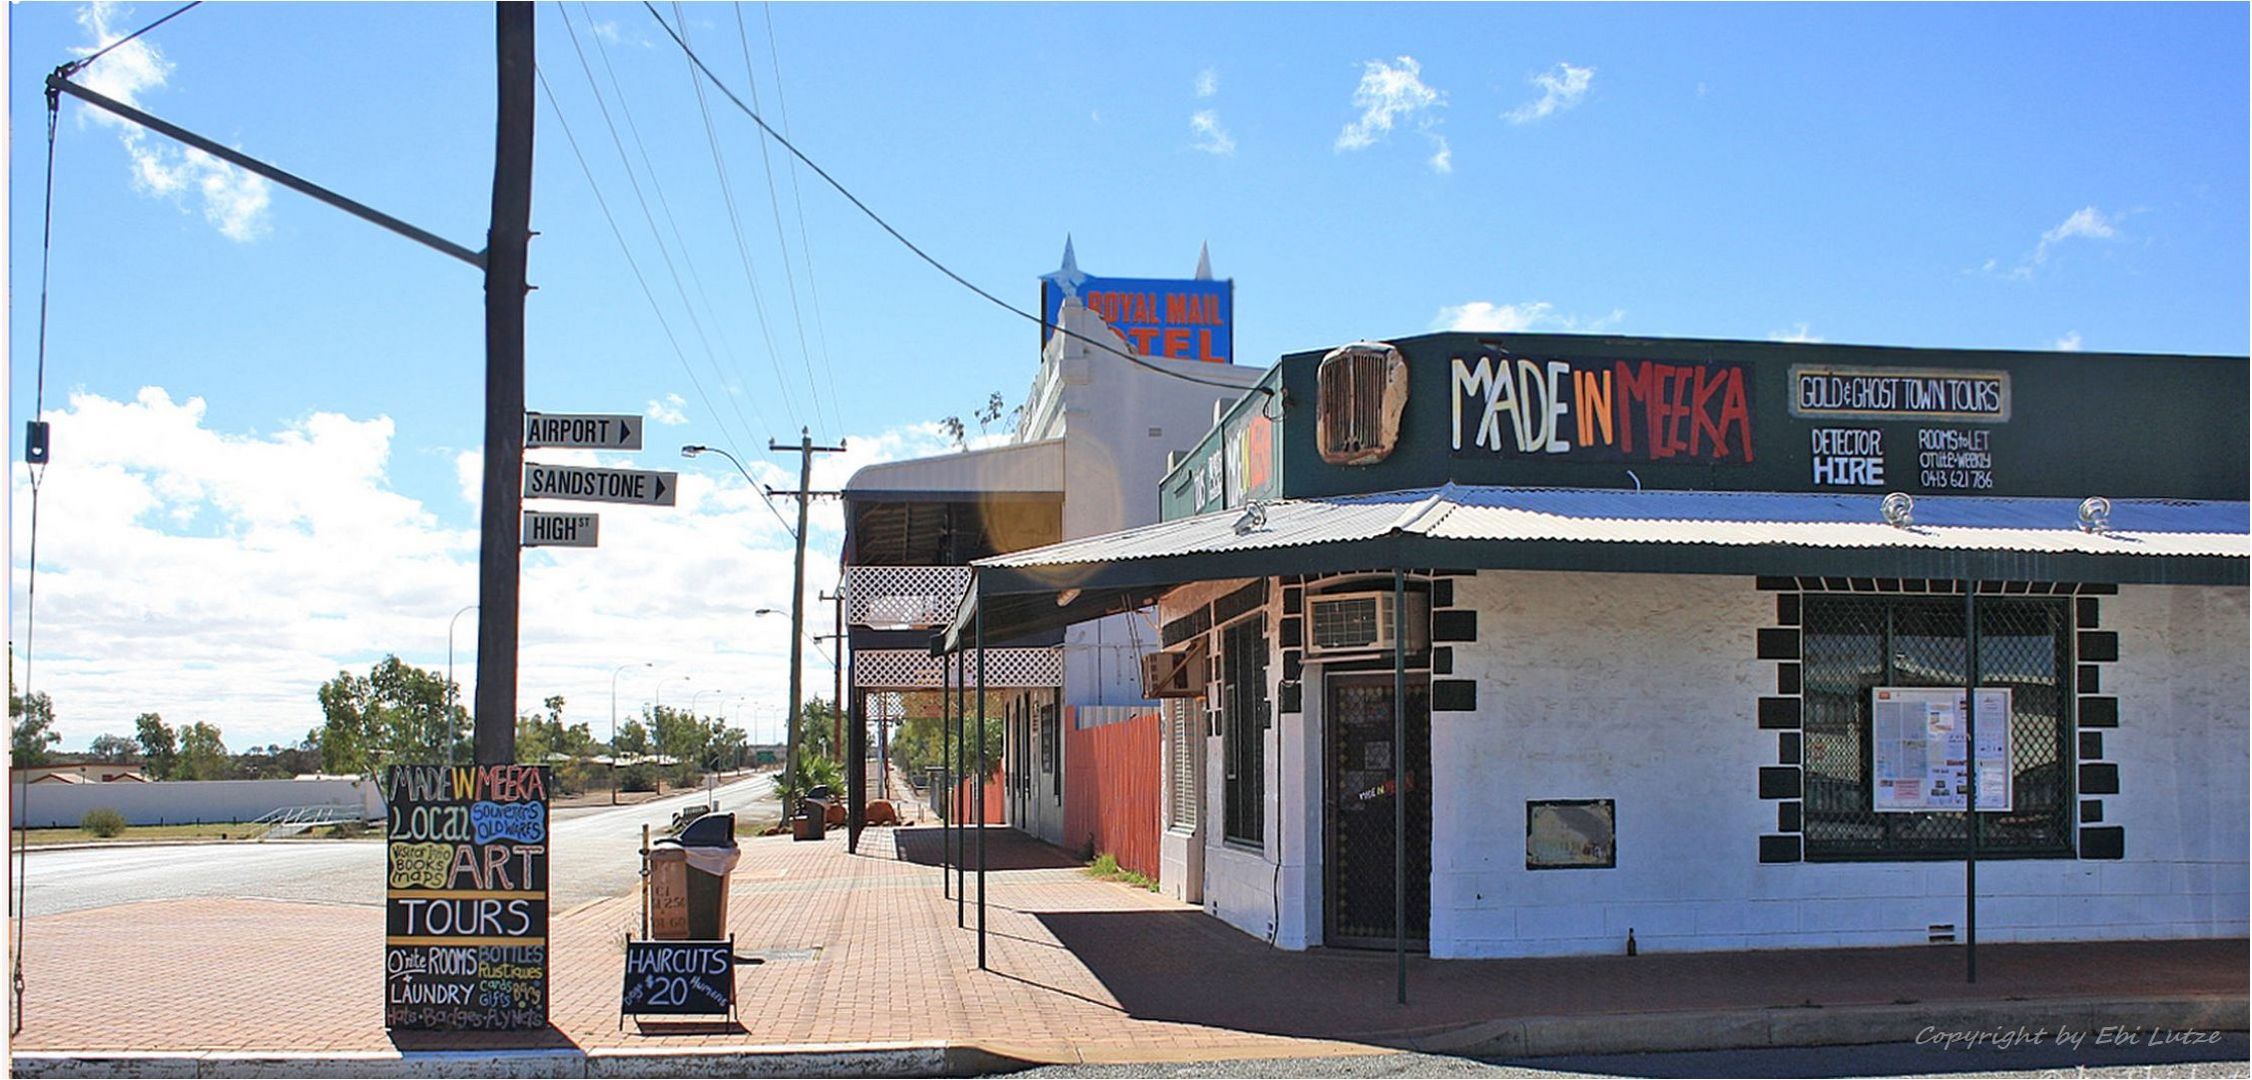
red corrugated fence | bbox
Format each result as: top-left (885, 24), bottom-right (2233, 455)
top-left (1063, 708), bottom-right (1161, 881)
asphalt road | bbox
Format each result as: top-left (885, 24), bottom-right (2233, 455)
top-left (10, 771), bottom-right (783, 917)
top-left (1003, 1036), bottom-right (2250, 1078)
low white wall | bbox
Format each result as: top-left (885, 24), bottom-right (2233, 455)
top-left (9, 776), bottom-right (382, 828)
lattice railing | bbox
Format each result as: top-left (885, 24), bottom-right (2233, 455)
top-left (854, 647), bottom-right (1064, 689)
top-left (845, 565), bottom-right (973, 628)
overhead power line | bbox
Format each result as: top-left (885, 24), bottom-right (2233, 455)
top-left (755, 2), bottom-right (847, 437)
top-left (641, 2), bottom-right (1274, 399)
top-left (535, 66), bottom-right (800, 544)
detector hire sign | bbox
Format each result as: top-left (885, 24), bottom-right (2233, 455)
top-left (523, 463), bottom-right (676, 507)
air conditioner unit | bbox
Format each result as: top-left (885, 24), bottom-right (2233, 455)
top-left (1306, 591), bottom-right (1430, 658)
top-left (1140, 641), bottom-right (1207, 698)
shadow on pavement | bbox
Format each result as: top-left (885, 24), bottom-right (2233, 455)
top-left (889, 826), bottom-right (1084, 871)
top-left (386, 1023), bottom-right (578, 1053)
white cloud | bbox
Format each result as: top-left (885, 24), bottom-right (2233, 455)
top-left (9, 387), bottom-right (970, 752)
top-left (646, 394), bottom-right (689, 426)
top-left (1769, 323), bottom-right (1822, 344)
top-left (2053, 330), bottom-right (2084, 352)
top-left (1505, 61), bottom-right (1595, 124)
top-left (1428, 137), bottom-right (1453, 174)
top-left (72, 2), bottom-right (272, 242)
top-left (1190, 109), bottom-right (1236, 156)
top-left (1195, 67), bottom-right (1219, 99)
top-left (1432, 301), bottom-right (1623, 334)
top-left (1336, 56), bottom-right (1446, 155)
top-left (1979, 206), bottom-right (2124, 280)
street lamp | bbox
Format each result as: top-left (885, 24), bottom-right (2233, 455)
top-left (446, 605), bottom-right (477, 766)
top-left (655, 674), bottom-right (692, 713)
top-left (609, 661), bottom-right (651, 805)
top-left (690, 687), bottom-right (726, 717)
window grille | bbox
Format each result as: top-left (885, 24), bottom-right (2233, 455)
top-left (1220, 615), bottom-right (1268, 846)
top-left (1801, 594), bottom-right (2073, 859)
top-left (1167, 698), bottom-right (1203, 830)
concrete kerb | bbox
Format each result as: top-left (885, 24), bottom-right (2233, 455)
top-left (8, 1044), bottom-right (1012, 1080)
top-left (1408, 995), bottom-right (2252, 1060)
top-left (13, 998), bottom-right (2246, 1078)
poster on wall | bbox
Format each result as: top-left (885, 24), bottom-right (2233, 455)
top-left (1869, 688), bottom-right (2013, 813)
top-left (384, 763), bottom-right (550, 1030)
top-left (1525, 798), bottom-right (1616, 869)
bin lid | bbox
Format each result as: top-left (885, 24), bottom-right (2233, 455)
top-left (676, 812), bottom-right (736, 848)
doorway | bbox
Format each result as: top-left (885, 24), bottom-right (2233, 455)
top-left (1323, 672), bottom-right (1431, 949)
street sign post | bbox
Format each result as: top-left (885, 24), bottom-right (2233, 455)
top-left (522, 510), bottom-right (600, 548)
top-left (524, 463), bottom-right (677, 507)
top-left (525, 411), bottom-right (643, 451)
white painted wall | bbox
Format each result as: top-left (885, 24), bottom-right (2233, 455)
top-left (1432, 572), bottom-right (2250, 958)
top-left (10, 776), bottom-right (383, 828)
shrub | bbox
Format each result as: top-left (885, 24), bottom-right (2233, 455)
top-left (81, 808), bottom-right (128, 838)
top-left (619, 762), bottom-right (661, 793)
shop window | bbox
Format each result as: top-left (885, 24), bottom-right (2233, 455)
top-left (1801, 595), bottom-right (2074, 860)
top-left (1219, 615), bottom-right (1269, 847)
top-left (1040, 701), bottom-right (1060, 804)
top-left (1316, 342), bottom-right (1408, 465)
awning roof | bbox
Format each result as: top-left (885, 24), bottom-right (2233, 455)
top-left (942, 484), bottom-right (2247, 648)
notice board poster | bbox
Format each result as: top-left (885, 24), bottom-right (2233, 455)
top-left (383, 764), bottom-right (550, 1030)
top-left (1869, 688), bottom-right (2013, 813)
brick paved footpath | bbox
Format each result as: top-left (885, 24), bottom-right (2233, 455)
top-left (8, 826), bottom-right (2246, 1066)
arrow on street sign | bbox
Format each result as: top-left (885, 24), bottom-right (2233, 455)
top-left (522, 510), bottom-right (599, 548)
top-left (524, 463), bottom-right (677, 507)
top-left (525, 411), bottom-right (643, 451)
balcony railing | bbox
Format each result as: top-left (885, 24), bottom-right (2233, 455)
top-left (845, 565), bottom-right (973, 629)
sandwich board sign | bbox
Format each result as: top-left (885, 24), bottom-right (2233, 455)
top-left (524, 463), bottom-right (677, 507)
top-left (526, 412), bottom-right (642, 451)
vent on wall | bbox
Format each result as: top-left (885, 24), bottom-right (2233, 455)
top-left (1316, 341), bottom-right (1409, 465)
top-left (1928, 923), bottom-right (1957, 944)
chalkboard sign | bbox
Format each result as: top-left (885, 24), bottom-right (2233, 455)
top-left (621, 939), bottom-right (736, 1017)
top-left (383, 763), bottom-right (550, 1030)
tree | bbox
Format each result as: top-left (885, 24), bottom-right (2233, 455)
top-left (614, 717), bottom-right (651, 756)
top-left (87, 734), bottom-right (140, 763)
top-left (10, 686), bottom-right (59, 768)
top-left (176, 721), bottom-right (231, 781)
top-left (316, 655), bottom-right (466, 775)
top-left (136, 713), bottom-right (178, 780)
top-left (798, 697), bottom-right (839, 764)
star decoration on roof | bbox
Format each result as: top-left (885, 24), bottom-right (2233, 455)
top-left (1040, 235), bottom-right (1087, 302)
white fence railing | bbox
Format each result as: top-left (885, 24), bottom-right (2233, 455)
top-left (845, 565), bottom-right (973, 629)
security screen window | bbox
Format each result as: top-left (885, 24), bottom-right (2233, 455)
top-left (1800, 593), bottom-right (2074, 859)
top-left (1220, 615), bottom-right (1268, 848)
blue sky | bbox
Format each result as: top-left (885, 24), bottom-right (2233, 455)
top-left (7, 2), bottom-right (2246, 751)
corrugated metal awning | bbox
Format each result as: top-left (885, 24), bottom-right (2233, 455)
top-left (941, 484), bottom-right (2247, 648)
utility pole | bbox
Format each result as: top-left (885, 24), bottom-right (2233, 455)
top-left (768, 430), bottom-right (846, 796)
top-left (474, 2), bottom-right (536, 766)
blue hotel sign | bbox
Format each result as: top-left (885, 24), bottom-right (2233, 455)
top-left (1042, 275), bottom-right (1234, 364)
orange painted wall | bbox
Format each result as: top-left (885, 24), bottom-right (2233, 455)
top-left (1063, 709), bottom-right (1162, 881)
top-left (950, 768), bottom-right (1007, 824)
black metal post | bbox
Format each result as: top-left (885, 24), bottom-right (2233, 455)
top-left (956, 648), bottom-right (967, 927)
top-left (977, 598), bottom-right (989, 971)
top-left (942, 648), bottom-right (954, 899)
top-left (1964, 582), bottom-right (1979, 983)
top-left (1393, 567), bottom-right (1407, 1005)
top-left (473, 1), bottom-right (535, 766)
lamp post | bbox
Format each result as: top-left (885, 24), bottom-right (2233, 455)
top-left (446, 605), bottom-right (477, 766)
top-left (609, 661), bottom-right (651, 805)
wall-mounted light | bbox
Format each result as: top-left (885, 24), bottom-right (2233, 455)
top-left (2078, 496), bottom-right (2112, 534)
top-left (1232, 500), bottom-right (1268, 536)
top-left (1056, 588), bottom-right (1082, 607)
top-left (1881, 492), bottom-right (1915, 529)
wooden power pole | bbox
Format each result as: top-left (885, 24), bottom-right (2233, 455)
top-left (474, 2), bottom-right (536, 766)
top-left (769, 431), bottom-right (846, 792)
